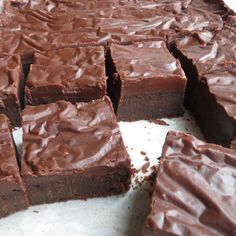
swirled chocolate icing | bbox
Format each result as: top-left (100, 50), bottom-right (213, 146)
top-left (144, 131), bottom-right (236, 236)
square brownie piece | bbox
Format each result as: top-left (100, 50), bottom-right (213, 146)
top-left (0, 114), bottom-right (28, 218)
top-left (25, 47), bottom-right (107, 105)
top-left (107, 40), bottom-right (187, 120)
top-left (21, 96), bottom-right (131, 205)
top-left (143, 131), bottom-right (236, 236)
top-left (0, 54), bottom-right (23, 127)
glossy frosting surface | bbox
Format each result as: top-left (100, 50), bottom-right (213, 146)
top-left (203, 63), bottom-right (236, 119)
top-left (111, 41), bottom-right (186, 81)
top-left (1, 0), bottom-right (223, 50)
top-left (22, 96), bottom-right (129, 176)
top-left (145, 131), bottom-right (236, 236)
top-left (27, 64), bottom-right (106, 90)
top-left (0, 55), bottom-right (21, 105)
top-left (27, 46), bottom-right (106, 90)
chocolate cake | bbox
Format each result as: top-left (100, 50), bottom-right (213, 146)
top-left (21, 96), bottom-right (131, 205)
top-left (170, 27), bottom-right (236, 148)
top-left (107, 40), bottom-right (187, 120)
top-left (26, 46), bottom-right (107, 105)
top-left (143, 131), bottom-right (236, 236)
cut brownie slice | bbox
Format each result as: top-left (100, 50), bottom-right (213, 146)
top-left (0, 54), bottom-right (23, 127)
top-left (21, 96), bottom-right (131, 205)
top-left (26, 47), bottom-right (107, 105)
top-left (143, 131), bottom-right (236, 236)
top-left (107, 40), bottom-right (187, 121)
top-left (0, 114), bottom-right (28, 218)
top-left (170, 27), bottom-right (236, 148)
top-left (192, 62), bottom-right (236, 148)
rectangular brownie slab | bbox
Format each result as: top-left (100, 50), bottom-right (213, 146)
top-left (107, 40), bottom-right (187, 121)
top-left (0, 54), bottom-right (23, 127)
top-left (26, 46), bottom-right (107, 105)
top-left (0, 114), bottom-right (28, 218)
top-left (143, 131), bottom-right (236, 236)
top-left (21, 96), bottom-right (131, 205)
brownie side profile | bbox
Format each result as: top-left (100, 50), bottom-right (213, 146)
top-left (0, 114), bottom-right (29, 218)
top-left (0, 55), bottom-right (23, 127)
top-left (143, 131), bottom-right (236, 236)
top-left (170, 27), bottom-right (236, 148)
top-left (107, 40), bottom-right (186, 121)
top-left (25, 47), bottom-right (107, 105)
top-left (21, 96), bottom-right (131, 205)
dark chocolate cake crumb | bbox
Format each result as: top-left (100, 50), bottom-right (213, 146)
top-left (144, 156), bottom-right (150, 162)
top-left (149, 119), bottom-right (169, 126)
top-left (140, 151), bottom-right (147, 156)
top-left (141, 162), bottom-right (150, 174)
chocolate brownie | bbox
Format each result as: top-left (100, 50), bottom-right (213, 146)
top-left (192, 62), bottom-right (236, 148)
top-left (0, 114), bottom-right (28, 218)
top-left (143, 131), bottom-right (236, 236)
top-left (0, 54), bottom-right (23, 127)
top-left (26, 46), bottom-right (106, 105)
top-left (107, 40), bottom-right (186, 121)
top-left (21, 96), bottom-right (131, 205)
top-left (170, 27), bottom-right (236, 147)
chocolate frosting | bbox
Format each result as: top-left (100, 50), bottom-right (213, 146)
top-left (1, 1), bottom-right (223, 50)
top-left (0, 55), bottom-right (21, 107)
top-left (27, 46), bottom-right (107, 94)
top-left (26, 64), bottom-right (106, 91)
top-left (202, 62), bottom-right (236, 120)
top-left (33, 46), bottom-right (105, 66)
top-left (22, 96), bottom-right (130, 176)
top-left (110, 40), bottom-right (186, 95)
top-left (145, 131), bottom-right (236, 236)
top-left (174, 27), bottom-right (236, 75)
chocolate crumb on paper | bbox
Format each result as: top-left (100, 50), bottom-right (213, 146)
top-left (149, 119), bottom-right (169, 126)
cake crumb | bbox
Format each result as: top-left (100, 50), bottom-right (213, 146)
top-left (141, 162), bottom-right (150, 174)
top-left (149, 119), bottom-right (169, 126)
top-left (140, 151), bottom-right (147, 156)
top-left (144, 156), bottom-right (149, 161)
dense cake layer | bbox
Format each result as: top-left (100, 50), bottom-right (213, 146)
top-left (0, 55), bottom-right (23, 127)
top-left (143, 131), bottom-right (236, 236)
top-left (107, 40), bottom-right (186, 120)
top-left (0, 114), bottom-right (28, 218)
top-left (21, 96), bottom-right (131, 204)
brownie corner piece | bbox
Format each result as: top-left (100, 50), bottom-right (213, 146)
top-left (0, 54), bottom-right (23, 127)
top-left (0, 114), bottom-right (28, 218)
top-left (21, 96), bottom-right (131, 205)
top-left (143, 130), bottom-right (236, 236)
top-left (107, 40), bottom-right (187, 121)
